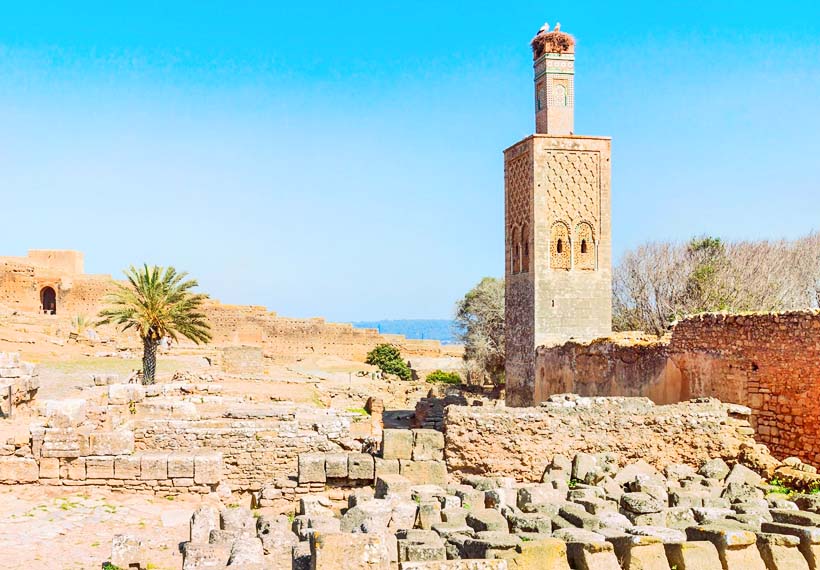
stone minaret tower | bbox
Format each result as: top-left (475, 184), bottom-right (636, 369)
top-left (504, 23), bottom-right (612, 406)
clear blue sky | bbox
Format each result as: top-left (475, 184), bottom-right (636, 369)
top-left (1, 2), bottom-right (819, 321)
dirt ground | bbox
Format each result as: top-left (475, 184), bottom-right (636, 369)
top-left (0, 485), bottom-right (207, 570)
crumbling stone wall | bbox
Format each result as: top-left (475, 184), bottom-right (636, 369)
top-left (443, 396), bottom-right (754, 481)
top-left (131, 406), bottom-right (377, 489)
top-left (533, 311), bottom-right (820, 466)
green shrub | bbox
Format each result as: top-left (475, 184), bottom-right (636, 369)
top-left (426, 370), bottom-right (461, 385)
top-left (365, 344), bottom-right (411, 381)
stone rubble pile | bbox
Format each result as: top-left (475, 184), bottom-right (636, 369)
top-left (178, 427), bottom-right (820, 570)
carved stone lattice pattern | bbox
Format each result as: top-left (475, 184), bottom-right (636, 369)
top-left (574, 221), bottom-right (595, 270)
top-left (550, 221), bottom-right (571, 270)
top-left (506, 152), bottom-right (532, 274)
top-left (546, 151), bottom-right (600, 227)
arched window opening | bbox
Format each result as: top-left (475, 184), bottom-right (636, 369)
top-left (40, 286), bottom-right (57, 315)
top-left (550, 221), bottom-right (571, 270)
top-left (574, 222), bottom-right (596, 271)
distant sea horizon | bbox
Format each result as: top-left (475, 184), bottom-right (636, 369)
top-left (351, 319), bottom-right (460, 344)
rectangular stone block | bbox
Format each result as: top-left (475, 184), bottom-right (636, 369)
top-left (88, 431), bottom-right (134, 456)
top-left (299, 453), bottom-right (327, 484)
top-left (0, 456), bottom-right (39, 482)
top-left (168, 453), bottom-right (195, 478)
top-left (348, 453), bottom-right (375, 481)
top-left (412, 429), bottom-right (444, 461)
top-left (664, 541), bottom-right (722, 570)
top-left (399, 460), bottom-right (447, 486)
top-left (140, 452), bottom-right (168, 480)
top-left (108, 383), bottom-right (146, 405)
top-left (375, 457), bottom-right (400, 480)
top-left (375, 474), bottom-right (413, 499)
top-left (194, 452), bottom-right (222, 485)
top-left (114, 455), bottom-right (141, 479)
top-left (325, 453), bottom-right (349, 479)
top-left (39, 457), bottom-right (60, 479)
top-left (382, 429), bottom-right (414, 460)
top-left (311, 532), bottom-right (391, 570)
top-left (86, 456), bottom-right (115, 479)
top-left (65, 457), bottom-right (86, 480)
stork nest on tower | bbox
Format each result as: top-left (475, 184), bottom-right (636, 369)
top-left (531, 31), bottom-right (575, 59)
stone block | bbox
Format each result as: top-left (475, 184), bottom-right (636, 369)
top-left (621, 492), bottom-right (664, 514)
top-left (114, 455), bottom-right (141, 479)
top-left (299, 453), bottom-right (327, 484)
top-left (86, 456), bottom-right (115, 479)
top-left (382, 429), bottom-right (414, 460)
top-left (375, 474), bottom-right (413, 499)
top-left (110, 534), bottom-right (142, 570)
top-left (108, 383), bottom-right (145, 405)
top-left (140, 452), bottom-right (168, 480)
top-left (466, 508), bottom-right (508, 532)
top-left (462, 532), bottom-right (521, 559)
top-left (398, 540), bottom-right (447, 563)
top-left (310, 531), bottom-right (391, 570)
top-left (39, 457), bottom-right (60, 479)
top-left (756, 532), bottom-right (808, 570)
top-left (194, 452), bottom-right (223, 485)
top-left (511, 537), bottom-right (571, 570)
top-left (417, 501), bottom-right (442, 530)
top-left (686, 525), bottom-right (766, 570)
top-left (399, 460), bottom-right (447, 486)
top-left (664, 541), bottom-right (722, 570)
top-left (182, 543), bottom-right (230, 570)
top-left (89, 431), bottom-right (135, 456)
top-left (375, 457), bottom-right (400, 479)
top-left (228, 537), bottom-right (264, 566)
top-left (167, 453), bottom-right (195, 478)
top-left (0, 456), bottom-right (39, 482)
top-left (565, 540), bottom-right (622, 570)
top-left (412, 429), bottom-right (444, 461)
top-left (340, 500), bottom-right (393, 533)
top-left (507, 512), bottom-right (553, 534)
top-left (761, 522), bottom-right (820, 569)
top-left (348, 453), bottom-right (375, 481)
top-left (401, 562), bottom-right (508, 570)
top-left (65, 457), bottom-right (86, 480)
top-left (607, 535), bottom-right (669, 570)
top-left (324, 453), bottom-right (349, 479)
top-left (43, 399), bottom-right (87, 428)
top-left (517, 485), bottom-right (566, 512)
top-left (190, 505), bottom-right (219, 543)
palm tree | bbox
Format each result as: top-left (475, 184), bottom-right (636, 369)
top-left (97, 265), bottom-right (211, 384)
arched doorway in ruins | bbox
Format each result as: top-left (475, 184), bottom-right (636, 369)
top-left (40, 286), bottom-right (57, 315)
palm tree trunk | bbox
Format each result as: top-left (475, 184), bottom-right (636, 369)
top-left (142, 336), bottom-right (158, 384)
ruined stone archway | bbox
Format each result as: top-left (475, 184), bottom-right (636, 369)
top-left (40, 286), bottom-right (56, 315)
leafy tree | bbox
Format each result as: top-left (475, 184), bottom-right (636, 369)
top-left (426, 370), bottom-right (462, 385)
top-left (455, 277), bottom-right (505, 385)
top-left (365, 343), bottom-right (411, 381)
top-left (97, 265), bottom-right (211, 384)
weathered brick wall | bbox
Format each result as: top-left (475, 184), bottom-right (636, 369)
top-left (533, 311), bottom-right (820, 465)
top-left (671, 312), bottom-right (820, 465)
top-left (443, 396), bottom-right (754, 481)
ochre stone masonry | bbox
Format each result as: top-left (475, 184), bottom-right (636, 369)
top-left (443, 396), bottom-right (754, 481)
top-left (0, 250), bottom-right (446, 362)
top-left (535, 311), bottom-right (820, 466)
top-left (505, 27), bottom-right (612, 407)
